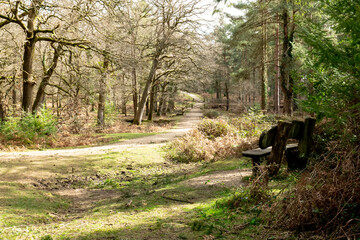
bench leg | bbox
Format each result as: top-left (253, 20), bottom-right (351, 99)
top-left (251, 157), bottom-right (261, 176)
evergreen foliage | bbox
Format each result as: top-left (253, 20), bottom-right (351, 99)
top-left (299, 0), bottom-right (360, 137)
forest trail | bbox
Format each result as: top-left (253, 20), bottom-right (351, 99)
top-left (0, 94), bottom-right (203, 160)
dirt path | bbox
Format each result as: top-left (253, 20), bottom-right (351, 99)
top-left (0, 100), bottom-right (203, 160)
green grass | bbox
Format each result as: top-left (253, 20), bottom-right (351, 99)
top-left (188, 167), bottom-right (300, 239)
top-left (0, 182), bottom-right (69, 228)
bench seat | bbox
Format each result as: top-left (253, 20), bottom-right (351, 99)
top-left (242, 143), bottom-right (298, 158)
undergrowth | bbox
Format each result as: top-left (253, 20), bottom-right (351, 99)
top-left (268, 122), bottom-right (360, 239)
top-left (0, 108), bottom-right (57, 145)
top-left (164, 113), bottom-right (276, 163)
top-left (186, 116), bottom-right (360, 239)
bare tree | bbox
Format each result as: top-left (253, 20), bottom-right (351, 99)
top-left (0, 1), bottom-right (89, 112)
top-left (133, 0), bottom-right (203, 125)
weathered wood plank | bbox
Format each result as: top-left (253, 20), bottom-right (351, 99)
top-left (243, 143), bottom-right (298, 157)
top-left (259, 125), bottom-right (277, 149)
top-left (288, 120), bottom-right (304, 140)
top-left (298, 117), bottom-right (316, 156)
top-left (267, 121), bottom-right (292, 176)
top-left (243, 147), bottom-right (272, 157)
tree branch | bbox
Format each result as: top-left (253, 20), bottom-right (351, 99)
top-left (35, 37), bottom-right (91, 49)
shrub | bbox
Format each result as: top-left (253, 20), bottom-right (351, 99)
top-left (165, 118), bottom-right (258, 163)
top-left (203, 110), bottom-right (220, 119)
top-left (228, 114), bottom-right (276, 138)
top-left (164, 129), bottom-right (215, 163)
top-left (0, 108), bottom-right (57, 144)
top-left (197, 119), bottom-right (235, 139)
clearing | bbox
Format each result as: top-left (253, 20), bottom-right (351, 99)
top-left (0, 96), bottom-right (253, 240)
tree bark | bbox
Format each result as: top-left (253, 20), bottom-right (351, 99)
top-left (161, 97), bottom-right (168, 116)
top-left (274, 14), bottom-right (280, 114)
top-left (132, 67), bottom-right (138, 117)
top-left (215, 79), bottom-right (221, 100)
top-left (97, 57), bottom-right (109, 127)
top-left (280, 2), bottom-right (295, 115)
top-left (261, 0), bottom-right (268, 111)
top-left (0, 91), bottom-right (5, 122)
top-left (148, 83), bottom-right (156, 121)
top-left (145, 98), bottom-right (149, 116)
top-left (158, 82), bottom-right (169, 116)
top-left (167, 85), bottom-right (176, 113)
top-left (22, 38), bottom-right (37, 112)
top-left (22, 0), bottom-right (44, 112)
top-left (133, 45), bottom-right (162, 125)
top-left (225, 80), bottom-right (229, 111)
top-left (32, 44), bottom-right (63, 113)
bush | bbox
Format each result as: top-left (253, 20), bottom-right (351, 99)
top-left (0, 108), bottom-right (57, 144)
top-left (203, 110), bottom-right (220, 119)
top-left (164, 129), bottom-right (215, 163)
top-left (228, 114), bottom-right (276, 138)
top-left (165, 118), bottom-right (257, 163)
top-left (197, 119), bottom-right (235, 139)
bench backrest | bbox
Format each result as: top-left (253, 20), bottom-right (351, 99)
top-left (259, 117), bottom-right (316, 155)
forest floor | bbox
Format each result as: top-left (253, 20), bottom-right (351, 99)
top-left (0, 93), bottom-right (256, 240)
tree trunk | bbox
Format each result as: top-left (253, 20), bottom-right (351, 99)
top-left (166, 85), bottom-right (176, 113)
top-left (132, 67), bottom-right (138, 117)
top-left (154, 85), bottom-right (158, 113)
top-left (215, 79), bottom-right (221, 100)
top-left (225, 80), bottom-right (229, 111)
top-left (21, 0), bottom-right (44, 112)
top-left (267, 121), bottom-right (292, 176)
top-left (148, 83), bottom-right (156, 121)
top-left (97, 87), bottom-right (105, 127)
top-left (12, 78), bottom-right (17, 113)
top-left (280, 3), bottom-right (295, 116)
top-left (22, 38), bottom-right (37, 112)
top-left (32, 44), bottom-right (62, 114)
top-left (0, 92), bottom-right (5, 122)
top-left (158, 82), bottom-right (169, 116)
top-left (121, 98), bottom-right (127, 116)
top-left (145, 98), bottom-right (149, 116)
top-left (261, 0), bottom-right (268, 111)
top-left (97, 57), bottom-right (109, 127)
top-left (133, 44), bottom-right (162, 125)
top-left (274, 14), bottom-right (280, 114)
top-left (161, 95), bottom-right (168, 116)
top-left (157, 95), bottom-right (163, 117)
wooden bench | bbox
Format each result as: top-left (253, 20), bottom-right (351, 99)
top-left (242, 117), bottom-right (316, 175)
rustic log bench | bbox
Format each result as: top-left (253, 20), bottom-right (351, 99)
top-left (242, 117), bottom-right (316, 175)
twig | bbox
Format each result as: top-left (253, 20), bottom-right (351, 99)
top-left (161, 195), bottom-right (194, 204)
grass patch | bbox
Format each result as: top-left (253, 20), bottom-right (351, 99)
top-left (0, 143), bottom-right (256, 239)
top-left (0, 182), bottom-right (69, 228)
top-left (188, 168), bottom-right (300, 239)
